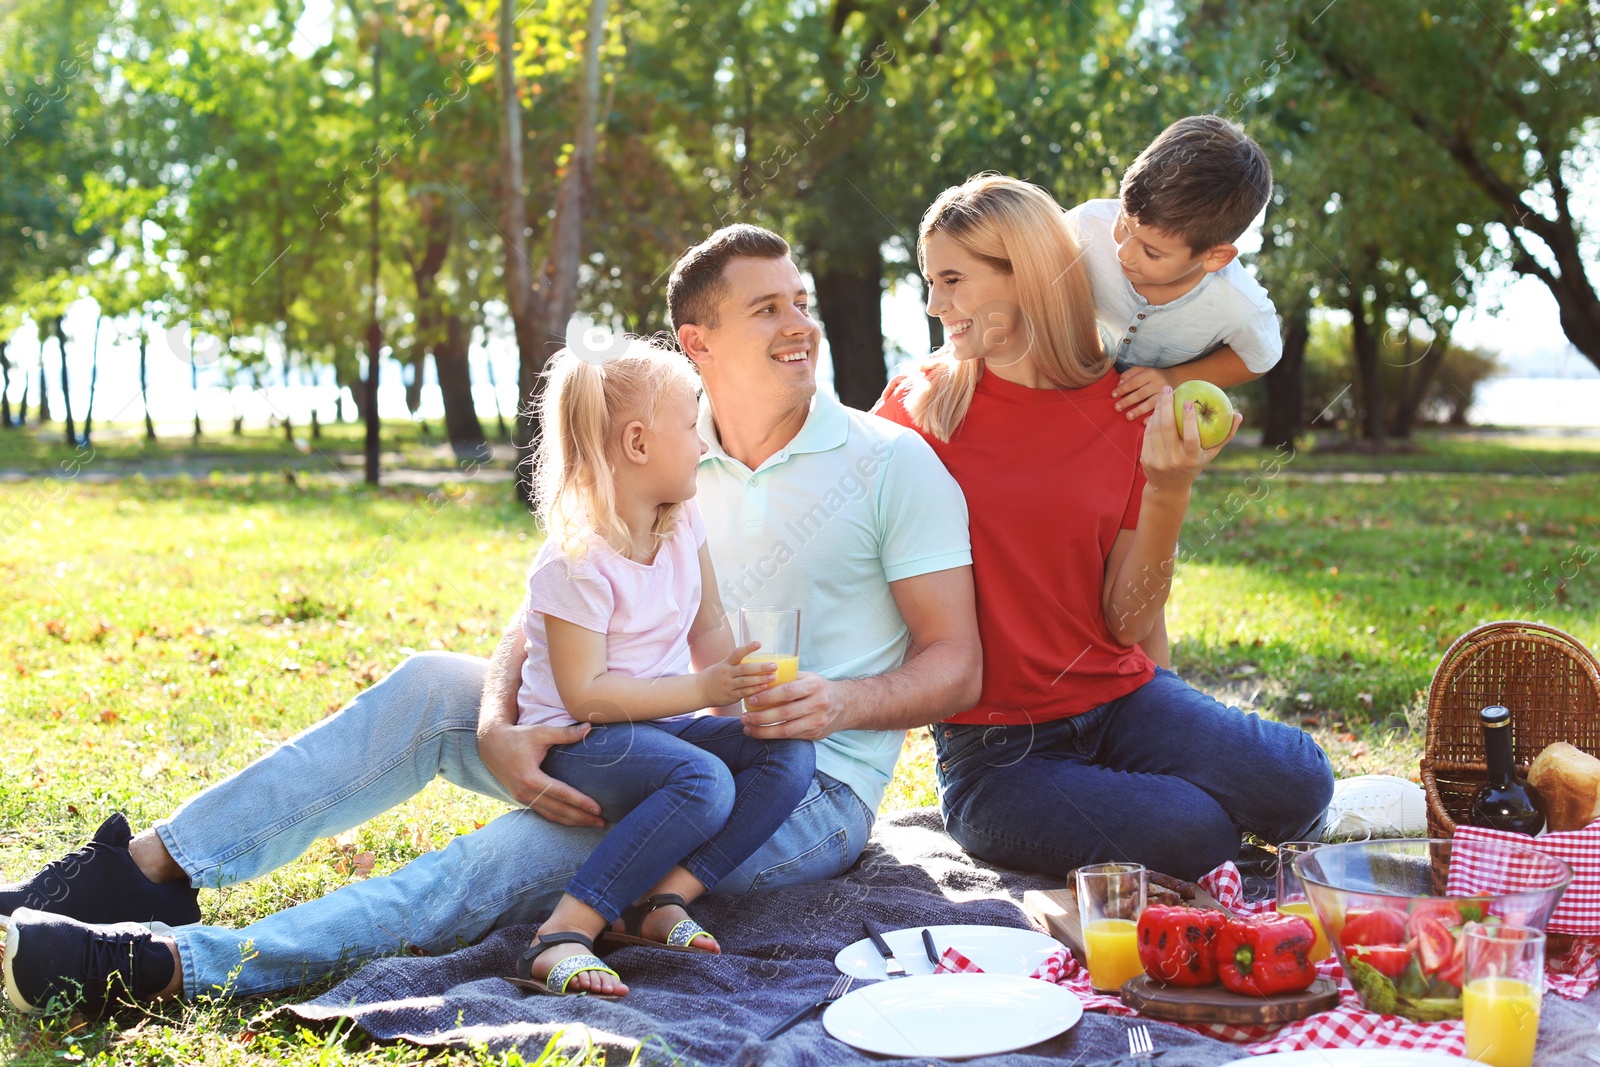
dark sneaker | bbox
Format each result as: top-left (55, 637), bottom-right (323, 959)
top-left (3, 907), bottom-right (176, 1016)
top-left (0, 813), bottom-right (200, 927)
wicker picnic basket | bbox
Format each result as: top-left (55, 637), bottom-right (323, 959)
top-left (1421, 620), bottom-right (1600, 840)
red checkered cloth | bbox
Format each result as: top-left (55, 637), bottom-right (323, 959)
top-left (940, 860), bottom-right (1591, 1051)
top-left (1448, 822), bottom-right (1600, 936)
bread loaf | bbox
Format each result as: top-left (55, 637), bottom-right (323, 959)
top-left (1528, 742), bottom-right (1600, 832)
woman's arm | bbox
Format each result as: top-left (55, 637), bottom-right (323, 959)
top-left (546, 610), bottom-right (770, 725)
top-left (1101, 387), bottom-right (1240, 647)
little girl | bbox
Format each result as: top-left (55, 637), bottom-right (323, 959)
top-left (510, 341), bottom-right (814, 997)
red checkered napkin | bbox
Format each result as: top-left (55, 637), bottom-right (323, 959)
top-left (932, 943), bottom-right (1133, 1013)
top-left (1448, 822), bottom-right (1600, 935)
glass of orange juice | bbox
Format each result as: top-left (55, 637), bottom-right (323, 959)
top-left (1464, 924), bottom-right (1544, 1067)
top-left (1275, 840), bottom-right (1332, 962)
top-left (738, 607), bottom-right (800, 711)
top-left (1074, 862), bottom-right (1146, 993)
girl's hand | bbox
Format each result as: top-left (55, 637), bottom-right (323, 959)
top-left (1140, 386), bottom-right (1242, 495)
top-left (698, 640), bottom-right (777, 709)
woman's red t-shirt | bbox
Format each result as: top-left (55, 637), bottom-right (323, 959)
top-left (875, 366), bottom-right (1155, 725)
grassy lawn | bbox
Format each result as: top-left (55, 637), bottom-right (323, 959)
top-left (1, 426), bottom-right (1597, 1064)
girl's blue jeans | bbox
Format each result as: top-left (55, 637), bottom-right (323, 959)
top-left (935, 667), bottom-right (1334, 881)
top-left (541, 716), bottom-right (814, 924)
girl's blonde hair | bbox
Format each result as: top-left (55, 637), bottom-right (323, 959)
top-left (533, 340), bottom-right (701, 561)
top-left (901, 174), bottom-right (1109, 442)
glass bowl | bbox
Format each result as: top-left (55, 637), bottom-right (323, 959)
top-left (1294, 838), bottom-right (1570, 1021)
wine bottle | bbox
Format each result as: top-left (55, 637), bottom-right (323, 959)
top-left (1468, 705), bottom-right (1546, 835)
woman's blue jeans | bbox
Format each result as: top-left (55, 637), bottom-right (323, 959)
top-left (935, 668), bottom-right (1334, 881)
top-left (542, 716), bottom-right (814, 923)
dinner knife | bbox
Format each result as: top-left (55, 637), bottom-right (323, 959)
top-left (921, 928), bottom-right (939, 967)
top-left (862, 918), bottom-right (907, 978)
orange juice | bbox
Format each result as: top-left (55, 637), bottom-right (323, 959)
top-left (742, 654), bottom-right (799, 711)
top-left (1277, 901), bottom-right (1332, 961)
top-left (1084, 918), bottom-right (1143, 992)
top-left (1464, 977), bottom-right (1540, 1067)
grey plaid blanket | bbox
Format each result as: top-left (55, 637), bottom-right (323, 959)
top-left (284, 809), bottom-right (1600, 1066)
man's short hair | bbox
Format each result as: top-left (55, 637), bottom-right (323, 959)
top-left (1119, 115), bottom-right (1273, 254)
top-left (667, 224), bottom-right (790, 331)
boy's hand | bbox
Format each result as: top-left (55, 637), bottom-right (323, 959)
top-left (1112, 366), bottom-right (1174, 421)
top-left (698, 640), bottom-right (776, 709)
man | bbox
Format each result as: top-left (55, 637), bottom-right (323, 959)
top-left (2, 224), bottom-right (981, 1014)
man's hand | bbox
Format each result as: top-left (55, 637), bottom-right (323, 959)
top-left (1112, 365), bottom-right (1174, 420)
top-left (739, 672), bottom-right (847, 741)
top-left (477, 720), bottom-right (607, 828)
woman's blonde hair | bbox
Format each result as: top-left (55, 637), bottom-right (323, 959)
top-left (901, 174), bottom-right (1109, 441)
top-left (533, 340), bottom-right (701, 561)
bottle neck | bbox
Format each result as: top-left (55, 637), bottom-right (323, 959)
top-left (1483, 722), bottom-right (1517, 786)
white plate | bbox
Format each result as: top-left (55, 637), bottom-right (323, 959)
top-left (1219, 1051), bottom-right (1467, 1066)
top-left (834, 923), bottom-right (1060, 980)
top-left (822, 972), bottom-right (1082, 1059)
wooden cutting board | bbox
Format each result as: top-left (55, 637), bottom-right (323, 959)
top-left (1121, 974), bottom-right (1341, 1025)
top-left (1021, 884), bottom-right (1230, 962)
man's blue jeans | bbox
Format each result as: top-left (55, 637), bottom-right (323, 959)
top-left (543, 716), bottom-right (814, 923)
top-left (153, 652), bottom-right (872, 999)
top-left (935, 668), bottom-right (1334, 881)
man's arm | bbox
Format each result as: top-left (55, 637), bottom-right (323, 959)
top-left (739, 566), bottom-right (982, 740)
top-left (475, 613), bottom-right (606, 828)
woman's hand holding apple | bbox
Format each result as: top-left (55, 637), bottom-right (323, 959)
top-left (1140, 385), bottom-right (1242, 495)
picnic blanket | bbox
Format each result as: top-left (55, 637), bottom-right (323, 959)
top-left (282, 810), bottom-right (1600, 1065)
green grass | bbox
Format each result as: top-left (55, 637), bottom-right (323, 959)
top-left (3, 428), bottom-right (1598, 1063)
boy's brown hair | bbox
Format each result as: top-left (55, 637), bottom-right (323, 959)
top-left (1119, 115), bottom-right (1272, 254)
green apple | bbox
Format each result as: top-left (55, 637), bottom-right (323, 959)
top-left (1172, 380), bottom-right (1235, 449)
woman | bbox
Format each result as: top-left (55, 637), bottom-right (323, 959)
top-left (874, 174), bottom-right (1332, 881)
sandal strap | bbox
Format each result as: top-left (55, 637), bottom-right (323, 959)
top-left (617, 893), bottom-right (691, 938)
top-left (545, 952), bottom-right (618, 995)
top-left (516, 931), bottom-right (601, 981)
top-left (665, 917), bottom-right (713, 949)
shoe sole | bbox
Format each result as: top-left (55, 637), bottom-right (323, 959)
top-left (2, 912), bottom-right (39, 1013)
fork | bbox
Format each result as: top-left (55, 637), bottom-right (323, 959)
top-left (762, 974), bottom-right (855, 1040)
top-left (1128, 1024), bottom-right (1155, 1061)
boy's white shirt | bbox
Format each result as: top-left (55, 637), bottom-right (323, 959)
top-left (1066, 198), bottom-right (1283, 373)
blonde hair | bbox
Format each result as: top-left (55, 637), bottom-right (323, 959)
top-left (901, 174), bottom-right (1109, 442)
top-left (533, 341), bottom-right (701, 561)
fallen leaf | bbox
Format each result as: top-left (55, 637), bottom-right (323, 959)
top-left (351, 851), bottom-right (376, 878)
top-left (330, 828), bottom-right (359, 852)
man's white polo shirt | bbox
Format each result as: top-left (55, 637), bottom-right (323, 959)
top-left (695, 389), bottom-right (971, 811)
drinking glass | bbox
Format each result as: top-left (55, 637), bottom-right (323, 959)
top-left (1464, 924), bottom-right (1545, 1067)
top-left (1276, 840), bottom-right (1332, 961)
top-left (738, 607), bottom-right (800, 711)
top-left (1074, 862), bottom-right (1146, 992)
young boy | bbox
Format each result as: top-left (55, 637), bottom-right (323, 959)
top-left (1065, 114), bottom-right (1280, 668)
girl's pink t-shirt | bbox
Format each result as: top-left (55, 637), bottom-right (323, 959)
top-left (517, 502), bottom-right (707, 727)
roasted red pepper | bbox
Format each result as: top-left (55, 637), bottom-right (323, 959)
top-left (1216, 913), bottom-right (1318, 996)
top-left (1136, 905), bottom-right (1225, 986)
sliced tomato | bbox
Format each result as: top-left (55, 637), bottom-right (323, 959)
top-left (1340, 907), bottom-right (1408, 948)
top-left (1435, 928), bottom-right (1468, 988)
top-left (1347, 943), bottom-right (1411, 978)
top-left (1412, 913), bottom-right (1456, 975)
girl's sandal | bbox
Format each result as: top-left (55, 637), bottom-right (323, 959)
top-left (509, 931), bottom-right (622, 997)
top-left (598, 893), bottom-right (716, 953)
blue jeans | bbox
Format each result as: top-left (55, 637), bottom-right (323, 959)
top-left (935, 668), bottom-right (1333, 881)
top-left (543, 717), bottom-right (814, 923)
top-left (152, 652), bottom-right (873, 999)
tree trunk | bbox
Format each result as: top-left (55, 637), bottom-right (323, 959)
top-left (436, 313), bottom-right (486, 453)
top-left (1347, 287), bottom-right (1385, 446)
top-left (83, 314), bottom-right (101, 443)
top-left (35, 347), bottom-right (51, 425)
top-left (1388, 323), bottom-right (1450, 439)
top-left (408, 193), bottom-right (453, 423)
top-left (817, 254), bottom-right (887, 410)
top-left (191, 360), bottom-right (202, 442)
top-left (363, 21), bottom-right (383, 486)
top-left (1261, 301), bottom-right (1308, 450)
top-left (0, 340), bottom-right (11, 428)
top-left (484, 353), bottom-right (510, 441)
top-left (54, 319), bottom-right (76, 445)
top-left (139, 326), bottom-right (156, 440)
